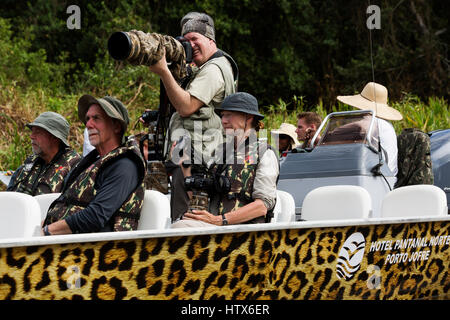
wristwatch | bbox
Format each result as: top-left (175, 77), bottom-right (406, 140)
top-left (221, 214), bottom-right (228, 226)
top-left (43, 225), bottom-right (51, 236)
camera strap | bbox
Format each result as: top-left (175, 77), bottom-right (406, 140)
top-left (207, 49), bottom-right (239, 83)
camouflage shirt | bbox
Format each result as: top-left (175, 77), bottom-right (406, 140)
top-left (44, 139), bottom-right (146, 232)
top-left (395, 128), bottom-right (434, 188)
top-left (7, 147), bottom-right (81, 196)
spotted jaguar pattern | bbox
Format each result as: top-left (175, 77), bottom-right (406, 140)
top-left (0, 220), bottom-right (448, 300)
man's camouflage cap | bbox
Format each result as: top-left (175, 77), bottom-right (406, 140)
top-left (77, 95), bottom-right (129, 134)
top-left (26, 111), bottom-right (70, 146)
top-left (181, 12), bottom-right (215, 42)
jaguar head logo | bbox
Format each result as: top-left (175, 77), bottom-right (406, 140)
top-left (336, 232), bottom-right (366, 280)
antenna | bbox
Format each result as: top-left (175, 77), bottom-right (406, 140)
top-left (367, 1), bottom-right (391, 191)
top-left (368, 0), bottom-right (378, 118)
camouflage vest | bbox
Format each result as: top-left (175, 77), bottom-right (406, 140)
top-left (210, 137), bottom-right (274, 224)
top-left (7, 147), bottom-right (81, 196)
top-left (45, 140), bottom-right (146, 232)
top-left (169, 54), bottom-right (236, 158)
top-left (395, 128), bottom-right (434, 188)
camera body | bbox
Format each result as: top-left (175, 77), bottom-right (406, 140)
top-left (141, 110), bottom-right (159, 124)
top-left (184, 173), bottom-right (231, 195)
top-left (184, 175), bottom-right (215, 192)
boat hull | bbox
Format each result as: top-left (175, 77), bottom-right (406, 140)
top-left (0, 218), bottom-right (449, 300)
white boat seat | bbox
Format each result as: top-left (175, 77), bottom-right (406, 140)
top-left (34, 193), bottom-right (61, 222)
top-left (381, 185), bottom-right (447, 218)
top-left (138, 190), bottom-right (171, 230)
top-left (302, 185), bottom-right (372, 221)
top-left (271, 190), bottom-right (296, 222)
top-left (0, 191), bottom-right (42, 238)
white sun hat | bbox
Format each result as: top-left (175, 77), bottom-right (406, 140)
top-left (337, 82), bottom-right (403, 121)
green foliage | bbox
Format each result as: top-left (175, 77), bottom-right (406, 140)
top-left (0, 112), bottom-right (30, 171)
top-left (2, 0), bottom-right (448, 109)
top-left (392, 95), bottom-right (450, 133)
top-left (0, 18), bottom-right (71, 92)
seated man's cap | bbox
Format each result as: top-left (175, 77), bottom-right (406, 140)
top-left (216, 92), bottom-right (264, 120)
top-left (26, 111), bottom-right (70, 146)
top-left (181, 12), bottom-right (215, 42)
top-left (77, 95), bottom-right (129, 134)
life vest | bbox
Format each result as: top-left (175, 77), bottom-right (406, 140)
top-left (395, 128), bottom-right (434, 188)
top-left (210, 136), bottom-right (278, 224)
top-left (7, 147), bottom-right (81, 196)
top-left (44, 140), bottom-right (146, 232)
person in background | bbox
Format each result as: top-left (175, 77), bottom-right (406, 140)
top-left (271, 122), bottom-right (300, 158)
top-left (7, 111), bottom-right (81, 195)
top-left (337, 82), bottom-right (402, 175)
top-left (296, 112), bottom-right (322, 149)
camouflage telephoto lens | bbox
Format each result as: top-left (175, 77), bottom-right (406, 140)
top-left (108, 31), bottom-right (133, 60)
top-left (107, 30), bottom-right (188, 81)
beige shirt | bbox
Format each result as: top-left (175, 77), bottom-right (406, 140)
top-left (252, 148), bottom-right (279, 210)
top-left (186, 56), bottom-right (230, 109)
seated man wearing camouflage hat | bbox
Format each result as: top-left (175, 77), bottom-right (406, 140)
top-left (42, 96), bottom-right (146, 235)
top-left (7, 111), bottom-right (81, 195)
top-left (148, 12), bottom-right (237, 221)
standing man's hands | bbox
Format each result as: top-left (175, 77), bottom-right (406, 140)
top-left (149, 48), bottom-right (169, 77)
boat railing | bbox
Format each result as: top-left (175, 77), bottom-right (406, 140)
top-left (1, 215), bottom-right (449, 249)
top-left (0, 184), bottom-right (447, 248)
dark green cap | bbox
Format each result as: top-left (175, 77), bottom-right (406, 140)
top-left (26, 111), bottom-right (70, 146)
top-left (77, 95), bottom-right (129, 133)
top-left (216, 92), bottom-right (264, 120)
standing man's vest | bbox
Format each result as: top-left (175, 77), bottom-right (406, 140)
top-left (169, 53), bottom-right (237, 157)
top-left (45, 140), bottom-right (146, 232)
top-left (395, 128), bottom-right (434, 188)
top-left (210, 137), bottom-right (275, 224)
top-left (7, 147), bottom-right (81, 196)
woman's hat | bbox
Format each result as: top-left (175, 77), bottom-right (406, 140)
top-left (271, 123), bottom-right (300, 146)
top-left (337, 82), bottom-right (403, 121)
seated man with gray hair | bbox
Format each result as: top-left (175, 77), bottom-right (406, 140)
top-left (7, 111), bottom-right (81, 195)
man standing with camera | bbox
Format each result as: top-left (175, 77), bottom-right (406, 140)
top-left (148, 12), bottom-right (237, 221)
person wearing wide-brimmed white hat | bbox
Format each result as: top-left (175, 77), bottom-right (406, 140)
top-left (337, 82), bottom-right (403, 175)
top-left (271, 123), bottom-right (301, 156)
